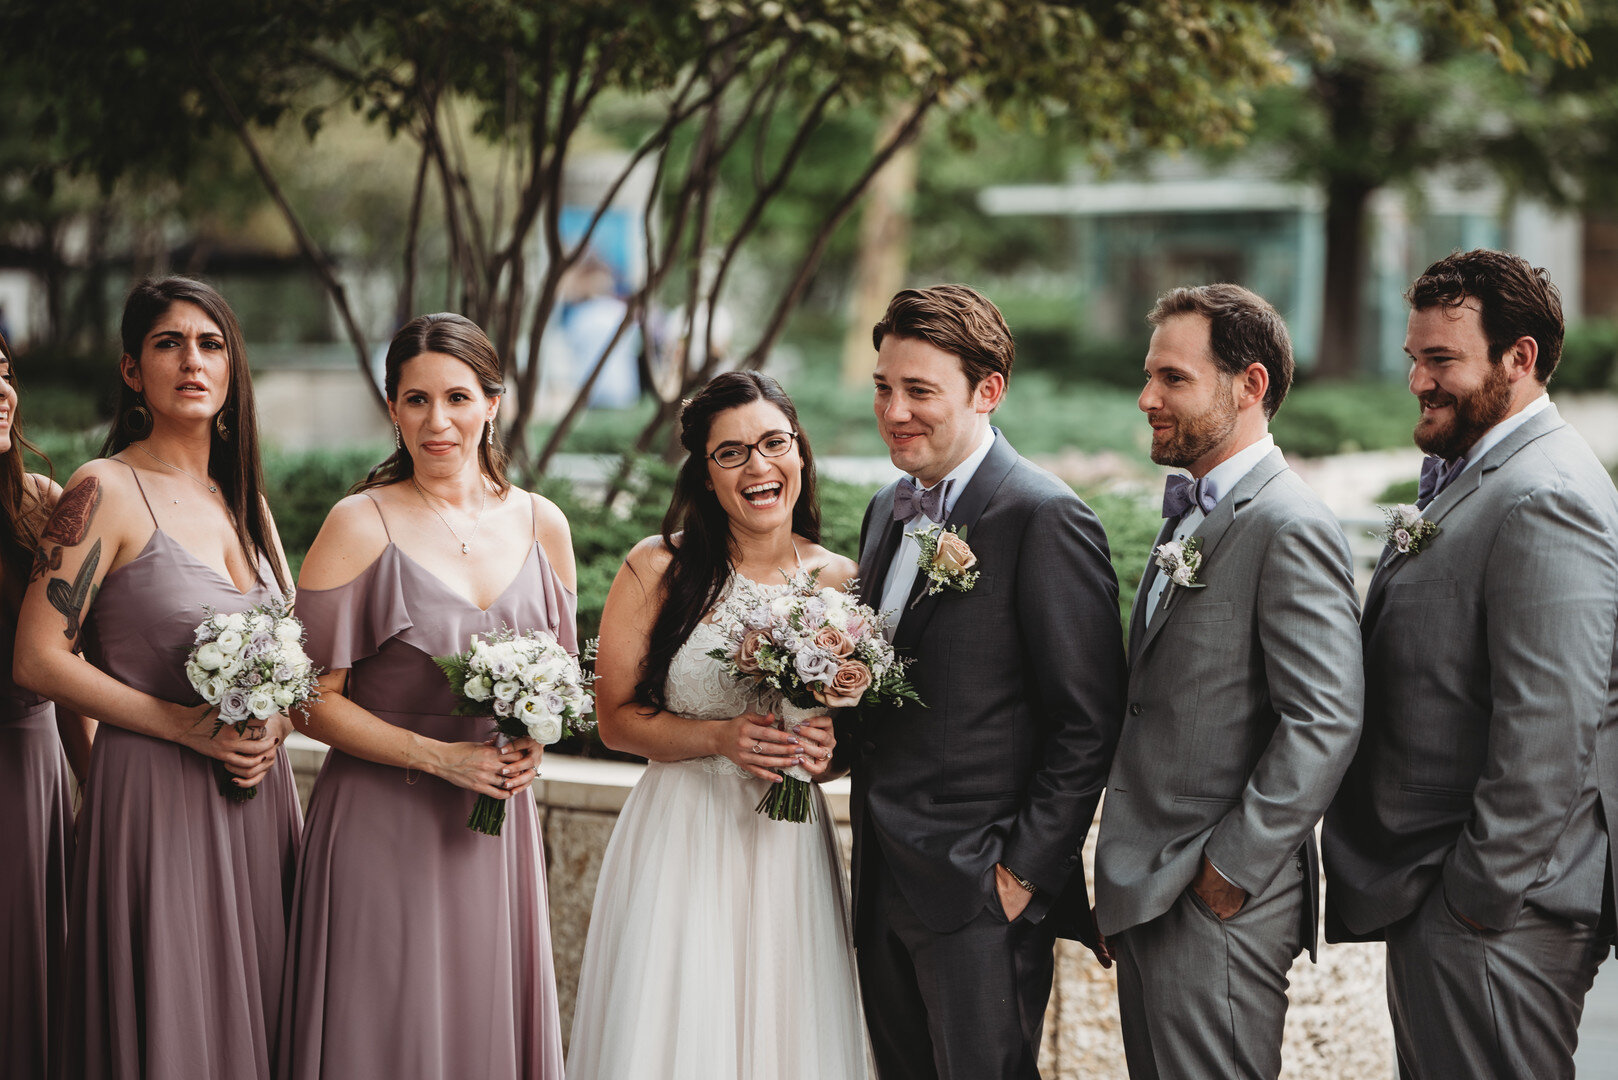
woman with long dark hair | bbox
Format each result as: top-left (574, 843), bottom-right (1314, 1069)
top-left (278, 313), bottom-right (573, 1079)
top-left (0, 331), bottom-right (90, 1078)
top-left (15, 277), bottom-right (301, 1079)
top-left (566, 371), bottom-right (869, 1079)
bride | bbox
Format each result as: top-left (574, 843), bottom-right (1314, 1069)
top-left (566, 371), bottom-right (870, 1079)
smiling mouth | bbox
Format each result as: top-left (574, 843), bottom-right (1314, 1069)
top-left (741, 481), bottom-right (783, 507)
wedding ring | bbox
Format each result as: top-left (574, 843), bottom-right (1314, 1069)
top-left (753, 742), bottom-right (764, 755)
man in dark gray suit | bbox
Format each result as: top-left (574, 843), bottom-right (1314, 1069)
top-left (1324, 249), bottom-right (1618, 1079)
top-left (1093, 284), bottom-right (1364, 1079)
top-left (846, 284), bottom-right (1126, 1079)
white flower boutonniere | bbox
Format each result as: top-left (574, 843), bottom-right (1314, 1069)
top-left (913, 523), bottom-right (980, 600)
top-left (1152, 536), bottom-right (1206, 590)
top-left (1379, 504), bottom-right (1439, 555)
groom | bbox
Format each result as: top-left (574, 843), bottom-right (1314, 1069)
top-left (847, 284), bottom-right (1126, 1079)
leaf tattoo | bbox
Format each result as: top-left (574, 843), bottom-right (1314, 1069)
top-left (47, 538), bottom-right (99, 642)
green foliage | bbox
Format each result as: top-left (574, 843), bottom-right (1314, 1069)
top-left (1377, 477), bottom-right (1421, 504)
top-left (1269, 380), bottom-right (1419, 457)
top-left (1554, 321), bottom-right (1618, 392)
top-left (262, 447), bottom-right (392, 575)
top-left (1084, 490), bottom-right (1161, 621)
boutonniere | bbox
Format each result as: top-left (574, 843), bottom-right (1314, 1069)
top-left (913, 524), bottom-right (980, 602)
top-left (1378, 504), bottom-right (1439, 555)
top-left (1152, 536), bottom-right (1206, 590)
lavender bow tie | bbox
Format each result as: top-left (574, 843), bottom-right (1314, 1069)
top-left (1415, 455), bottom-right (1465, 510)
top-left (1162, 474), bottom-right (1218, 519)
top-left (893, 478), bottom-right (950, 524)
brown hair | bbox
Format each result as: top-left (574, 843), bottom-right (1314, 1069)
top-left (0, 331), bottom-right (52, 613)
top-left (1148, 283), bottom-right (1295, 418)
top-left (103, 277), bottom-right (285, 593)
top-left (871, 284), bottom-right (1015, 395)
top-left (1407, 249), bottom-right (1564, 383)
top-left (352, 313), bottom-right (512, 496)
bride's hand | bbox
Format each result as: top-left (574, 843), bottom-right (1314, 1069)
top-left (718, 712), bottom-right (801, 783)
top-left (790, 714), bottom-right (836, 780)
top-left (425, 739), bottom-right (515, 799)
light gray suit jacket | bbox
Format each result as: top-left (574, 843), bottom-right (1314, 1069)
top-left (1095, 450), bottom-right (1364, 956)
top-left (1325, 403), bottom-right (1618, 939)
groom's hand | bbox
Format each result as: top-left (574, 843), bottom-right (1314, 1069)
top-left (1190, 855), bottom-right (1246, 920)
top-left (994, 863), bottom-right (1034, 921)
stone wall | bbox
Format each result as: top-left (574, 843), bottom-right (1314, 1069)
top-left (287, 739), bottom-right (1393, 1077)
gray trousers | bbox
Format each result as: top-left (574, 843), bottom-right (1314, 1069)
top-left (1385, 885), bottom-right (1610, 1080)
top-left (1112, 854), bottom-right (1306, 1080)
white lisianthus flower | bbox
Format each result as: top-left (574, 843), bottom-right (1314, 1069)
top-left (272, 686), bottom-right (296, 709)
top-left (464, 675), bottom-right (493, 701)
top-left (222, 612), bottom-right (249, 633)
top-left (493, 697), bottom-right (513, 717)
top-left (184, 661), bottom-right (207, 689)
top-left (492, 679), bottom-right (520, 703)
top-left (525, 711), bottom-right (564, 745)
top-left (215, 629), bottom-right (244, 655)
top-left (247, 690), bottom-right (277, 720)
top-left (273, 620), bottom-right (302, 644)
top-left (202, 675), bottom-right (227, 702)
top-left (195, 642), bottom-right (226, 671)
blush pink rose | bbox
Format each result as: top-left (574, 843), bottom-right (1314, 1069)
top-left (812, 625), bottom-right (856, 658)
top-left (814, 659), bottom-right (872, 708)
top-left (933, 531), bottom-right (978, 574)
top-left (736, 630), bottom-right (768, 674)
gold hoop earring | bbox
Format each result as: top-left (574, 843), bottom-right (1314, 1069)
top-left (125, 397), bottom-right (152, 437)
top-left (214, 410), bottom-right (231, 441)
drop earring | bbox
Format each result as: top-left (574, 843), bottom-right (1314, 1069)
top-left (486, 420), bottom-right (494, 447)
top-left (394, 423), bottom-right (402, 449)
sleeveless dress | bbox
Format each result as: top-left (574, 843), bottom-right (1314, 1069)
top-left (277, 495), bottom-right (569, 1080)
top-left (61, 466), bottom-right (303, 1080)
top-left (566, 573), bottom-right (871, 1080)
top-left (0, 597), bottom-right (73, 1079)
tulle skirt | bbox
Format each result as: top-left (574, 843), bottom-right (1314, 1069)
top-left (566, 759), bottom-right (870, 1080)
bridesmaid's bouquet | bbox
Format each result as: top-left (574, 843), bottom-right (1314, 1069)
top-left (185, 597), bottom-right (321, 803)
top-left (708, 569), bottom-right (921, 823)
top-left (434, 627), bottom-right (596, 836)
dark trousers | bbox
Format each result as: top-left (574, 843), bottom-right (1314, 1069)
top-left (855, 847), bottom-right (1056, 1080)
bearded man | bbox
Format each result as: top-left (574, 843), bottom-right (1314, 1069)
top-left (1324, 249), bottom-right (1618, 1080)
top-left (1094, 283), bottom-right (1363, 1080)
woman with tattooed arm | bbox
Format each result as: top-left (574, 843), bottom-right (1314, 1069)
top-left (0, 330), bottom-right (92, 1079)
top-left (15, 278), bottom-right (301, 1080)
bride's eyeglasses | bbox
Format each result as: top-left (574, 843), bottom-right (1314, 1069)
top-left (708, 431), bottom-right (800, 469)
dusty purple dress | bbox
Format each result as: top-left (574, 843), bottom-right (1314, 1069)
top-left (0, 599), bottom-right (73, 1079)
top-left (277, 496), bottom-right (570, 1080)
top-left (60, 469), bottom-right (303, 1080)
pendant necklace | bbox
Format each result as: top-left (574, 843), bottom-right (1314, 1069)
top-left (412, 477), bottom-right (487, 555)
top-left (135, 442), bottom-right (218, 494)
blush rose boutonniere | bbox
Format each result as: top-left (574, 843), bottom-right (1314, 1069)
top-left (1152, 536), bottom-right (1206, 590)
top-left (1378, 504), bottom-right (1440, 556)
top-left (913, 524), bottom-right (980, 600)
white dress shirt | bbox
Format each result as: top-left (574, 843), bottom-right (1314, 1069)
top-left (1448, 392), bottom-right (1551, 481)
top-left (1143, 434), bottom-right (1279, 625)
top-left (879, 427), bottom-right (997, 639)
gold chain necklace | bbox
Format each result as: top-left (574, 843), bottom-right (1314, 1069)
top-left (134, 442), bottom-right (218, 494)
top-left (411, 477), bottom-right (487, 555)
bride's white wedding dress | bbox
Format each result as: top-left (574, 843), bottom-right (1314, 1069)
top-left (566, 583), bottom-right (872, 1080)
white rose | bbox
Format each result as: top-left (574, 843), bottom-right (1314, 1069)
top-left (1171, 565), bottom-right (1196, 587)
top-left (273, 620), bottom-right (302, 644)
top-left (521, 706), bottom-right (563, 744)
top-left (272, 686), bottom-right (296, 709)
top-left (195, 642), bottom-right (226, 671)
top-left (215, 629), bottom-right (244, 655)
top-left (247, 689), bottom-right (277, 720)
top-left (202, 675), bottom-right (227, 702)
top-left (464, 675), bottom-right (493, 701)
top-left (223, 612), bottom-right (248, 633)
top-left (1393, 528), bottom-right (1413, 553)
top-left (492, 679), bottom-right (519, 703)
top-left (184, 662), bottom-right (207, 690)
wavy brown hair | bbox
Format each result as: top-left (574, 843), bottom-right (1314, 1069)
top-left (352, 313), bottom-right (511, 496)
top-left (102, 276), bottom-right (286, 593)
top-left (633, 371), bottom-right (820, 710)
top-left (0, 331), bottom-right (52, 614)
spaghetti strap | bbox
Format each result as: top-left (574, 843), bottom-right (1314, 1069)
top-left (791, 538), bottom-right (804, 569)
top-left (363, 492), bottom-right (393, 540)
top-left (529, 491), bottom-right (540, 541)
top-left (122, 460), bottom-right (159, 527)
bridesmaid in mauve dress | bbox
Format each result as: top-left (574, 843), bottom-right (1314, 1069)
top-left (0, 330), bottom-right (93, 1080)
top-left (15, 278), bottom-right (302, 1080)
top-left (278, 313), bottom-right (573, 1080)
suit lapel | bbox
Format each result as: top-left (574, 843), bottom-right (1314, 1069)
top-left (857, 483), bottom-right (904, 604)
top-left (894, 432), bottom-right (1017, 652)
top-left (1128, 518), bottom-right (1176, 661)
top-left (1135, 450), bottom-right (1287, 661)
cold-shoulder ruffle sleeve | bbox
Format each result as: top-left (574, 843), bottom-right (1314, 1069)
top-left (296, 548), bottom-right (414, 672)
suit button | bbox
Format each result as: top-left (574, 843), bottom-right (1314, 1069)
top-left (1129, 703), bottom-right (1142, 716)
top-left (1065, 854), bottom-right (1079, 866)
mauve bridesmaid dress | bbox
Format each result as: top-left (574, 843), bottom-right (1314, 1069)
top-left (0, 600), bottom-right (73, 1079)
top-left (59, 468), bottom-right (303, 1079)
top-left (277, 495), bottom-right (568, 1080)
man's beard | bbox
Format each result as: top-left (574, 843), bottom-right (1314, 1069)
top-left (1150, 387), bottom-right (1240, 469)
top-left (1414, 361), bottom-right (1512, 461)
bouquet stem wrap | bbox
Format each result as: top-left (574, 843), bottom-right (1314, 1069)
top-left (754, 700), bottom-right (820, 824)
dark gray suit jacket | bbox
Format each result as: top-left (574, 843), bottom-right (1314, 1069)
top-left (1094, 451), bottom-right (1364, 957)
top-left (845, 433), bottom-right (1127, 941)
top-left (1325, 404), bottom-right (1618, 939)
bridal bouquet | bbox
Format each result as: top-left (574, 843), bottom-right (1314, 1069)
top-left (185, 597), bottom-right (320, 803)
top-left (708, 569), bottom-right (921, 823)
top-left (434, 626), bottom-right (596, 836)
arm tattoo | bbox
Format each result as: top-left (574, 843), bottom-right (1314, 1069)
top-left (47, 538), bottom-right (100, 643)
top-left (32, 477), bottom-right (102, 583)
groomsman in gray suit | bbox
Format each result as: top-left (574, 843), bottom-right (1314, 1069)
top-left (847, 284), bottom-right (1126, 1079)
top-left (1324, 249), bottom-right (1618, 1079)
top-left (1094, 284), bottom-right (1364, 1080)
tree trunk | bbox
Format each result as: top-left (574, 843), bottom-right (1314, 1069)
top-left (1315, 178), bottom-right (1373, 380)
top-left (840, 108), bottom-right (918, 388)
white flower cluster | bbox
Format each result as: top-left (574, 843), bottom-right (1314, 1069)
top-left (1153, 536), bottom-right (1205, 588)
top-left (186, 600), bottom-right (320, 726)
top-left (1380, 503), bottom-right (1440, 555)
top-left (456, 630), bottom-right (594, 745)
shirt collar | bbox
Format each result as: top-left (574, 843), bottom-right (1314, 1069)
top-left (911, 426), bottom-right (996, 520)
top-left (1450, 392), bottom-right (1550, 475)
top-left (1195, 434), bottom-right (1277, 507)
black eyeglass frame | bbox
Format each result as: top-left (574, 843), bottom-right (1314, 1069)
top-left (706, 430), bottom-right (801, 469)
